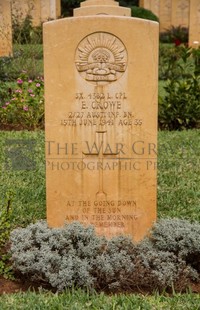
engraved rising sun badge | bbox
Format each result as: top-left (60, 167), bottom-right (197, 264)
top-left (75, 32), bottom-right (127, 84)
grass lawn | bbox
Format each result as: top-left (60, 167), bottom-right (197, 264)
top-left (0, 288), bottom-right (199, 309)
top-left (0, 129), bottom-right (199, 308)
top-left (0, 130), bottom-right (199, 226)
top-left (0, 42), bottom-right (199, 308)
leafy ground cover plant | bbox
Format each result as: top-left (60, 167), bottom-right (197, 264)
top-left (0, 57), bottom-right (13, 82)
top-left (159, 44), bottom-right (191, 80)
top-left (12, 15), bottom-right (42, 45)
top-left (0, 44), bottom-right (43, 82)
top-left (0, 72), bottom-right (44, 129)
top-left (10, 219), bottom-right (200, 293)
top-left (159, 46), bottom-right (200, 130)
top-left (160, 26), bottom-right (189, 45)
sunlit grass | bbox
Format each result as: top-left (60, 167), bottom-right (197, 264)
top-left (0, 288), bottom-right (199, 309)
top-left (0, 129), bottom-right (199, 224)
top-left (0, 130), bottom-right (199, 306)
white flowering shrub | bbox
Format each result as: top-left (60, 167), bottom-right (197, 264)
top-left (134, 240), bottom-right (197, 291)
top-left (92, 236), bottom-right (136, 291)
top-left (150, 218), bottom-right (200, 274)
top-left (10, 219), bottom-right (200, 292)
top-left (10, 221), bottom-right (105, 291)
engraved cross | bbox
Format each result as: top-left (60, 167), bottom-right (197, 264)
top-left (82, 130), bottom-right (119, 199)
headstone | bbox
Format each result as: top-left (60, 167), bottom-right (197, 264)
top-left (74, 0), bottom-right (130, 16)
top-left (171, 0), bottom-right (189, 28)
top-left (51, 0), bottom-right (61, 19)
top-left (11, 0), bottom-right (27, 22)
top-left (189, 0), bottom-right (200, 48)
top-left (44, 0), bottom-right (158, 242)
top-left (41, 0), bottom-right (61, 22)
top-left (0, 0), bottom-right (13, 57)
top-left (139, 0), bottom-right (159, 19)
top-left (159, 0), bottom-right (172, 32)
top-left (11, 0), bottom-right (41, 27)
top-left (31, 0), bottom-right (41, 26)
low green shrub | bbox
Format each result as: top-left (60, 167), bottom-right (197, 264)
top-left (159, 46), bottom-right (200, 130)
top-left (131, 6), bottom-right (159, 22)
top-left (159, 44), bottom-right (187, 80)
top-left (134, 241), bottom-right (193, 292)
top-left (0, 57), bottom-right (13, 81)
top-left (0, 71), bottom-right (44, 129)
top-left (10, 222), bottom-right (106, 291)
top-left (91, 236), bottom-right (136, 291)
top-left (160, 26), bottom-right (189, 45)
top-left (10, 219), bottom-right (199, 292)
top-left (0, 45), bottom-right (43, 82)
top-left (150, 218), bottom-right (200, 274)
top-left (61, 0), bottom-right (82, 16)
top-left (0, 81), bottom-right (12, 107)
top-left (12, 15), bottom-right (43, 45)
top-left (119, 0), bottom-right (139, 7)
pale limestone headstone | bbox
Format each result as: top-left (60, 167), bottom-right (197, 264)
top-left (171, 0), bottom-right (189, 28)
top-left (44, 0), bottom-right (158, 242)
top-left (0, 0), bottom-right (13, 57)
top-left (11, 0), bottom-right (41, 26)
top-left (11, 0), bottom-right (28, 22)
top-left (141, 0), bottom-right (190, 34)
top-left (189, 0), bottom-right (200, 48)
top-left (74, 0), bottom-right (130, 16)
top-left (139, 0), bottom-right (159, 19)
top-left (159, 0), bottom-right (172, 32)
top-left (41, 0), bottom-right (61, 22)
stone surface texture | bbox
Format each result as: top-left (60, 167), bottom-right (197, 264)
top-left (140, 0), bottom-right (192, 33)
top-left (44, 0), bottom-right (158, 242)
top-left (11, 0), bottom-right (61, 25)
top-left (139, 0), bottom-right (159, 18)
top-left (0, 0), bottom-right (12, 57)
top-left (74, 0), bottom-right (130, 16)
top-left (41, 0), bottom-right (61, 21)
top-left (189, 0), bottom-right (200, 47)
top-left (158, 0), bottom-right (172, 32)
top-left (11, 0), bottom-right (41, 26)
top-left (171, 0), bottom-right (189, 28)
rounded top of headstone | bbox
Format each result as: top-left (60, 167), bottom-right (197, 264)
top-left (74, 0), bottom-right (131, 16)
top-left (81, 0), bottom-right (118, 7)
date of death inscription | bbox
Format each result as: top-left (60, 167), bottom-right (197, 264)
top-left (60, 92), bottom-right (143, 127)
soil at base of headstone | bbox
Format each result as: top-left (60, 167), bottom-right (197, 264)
top-left (0, 276), bottom-right (53, 295)
top-left (0, 124), bottom-right (29, 131)
top-left (0, 124), bottom-right (44, 131)
top-left (0, 276), bottom-right (200, 295)
top-left (0, 276), bottom-right (30, 294)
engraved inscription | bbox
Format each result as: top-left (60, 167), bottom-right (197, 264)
top-left (60, 91), bottom-right (143, 127)
top-left (75, 32), bottom-right (127, 84)
top-left (64, 200), bottom-right (142, 229)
